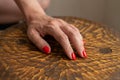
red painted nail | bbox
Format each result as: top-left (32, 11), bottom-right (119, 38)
top-left (71, 53), bottom-right (76, 60)
top-left (82, 50), bottom-right (87, 58)
top-left (42, 46), bottom-right (50, 54)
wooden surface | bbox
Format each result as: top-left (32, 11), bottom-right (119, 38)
top-left (0, 17), bottom-right (120, 80)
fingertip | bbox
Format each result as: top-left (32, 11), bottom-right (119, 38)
top-left (83, 50), bottom-right (88, 58)
top-left (81, 49), bottom-right (87, 58)
top-left (42, 46), bottom-right (51, 54)
top-left (71, 52), bottom-right (76, 60)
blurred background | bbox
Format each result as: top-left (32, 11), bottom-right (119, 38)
top-left (46, 0), bottom-right (120, 32)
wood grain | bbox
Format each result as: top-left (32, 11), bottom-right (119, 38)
top-left (0, 17), bottom-right (120, 80)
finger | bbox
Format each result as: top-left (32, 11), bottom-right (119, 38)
top-left (46, 25), bottom-right (76, 60)
top-left (27, 27), bottom-right (51, 54)
top-left (70, 25), bottom-right (87, 58)
top-left (59, 20), bottom-right (87, 58)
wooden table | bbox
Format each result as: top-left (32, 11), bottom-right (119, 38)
top-left (0, 17), bottom-right (120, 80)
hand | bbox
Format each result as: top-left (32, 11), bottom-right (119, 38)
top-left (27, 14), bottom-right (87, 60)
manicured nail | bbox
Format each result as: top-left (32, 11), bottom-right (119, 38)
top-left (71, 52), bottom-right (76, 60)
top-left (42, 46), bottom-right (50, 54)
top-left (82, 50), bottom-right (87, 58)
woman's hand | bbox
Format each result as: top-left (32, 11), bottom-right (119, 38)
top-left (27, 14), bottom-right (87, 60)
top-left (14, 0), bottom-right (87, 60)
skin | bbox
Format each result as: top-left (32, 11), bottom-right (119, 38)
top-left (0, 0), bottom-right (87, 60)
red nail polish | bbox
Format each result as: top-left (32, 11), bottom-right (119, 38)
top-left (71, 53), bottom-right (76, 60)
top-left (42, 46), bottom-right (50, 54)
top-left (82, 50), bottom-right (87, 58)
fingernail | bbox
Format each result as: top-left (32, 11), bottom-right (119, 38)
top-left (82, 50), bottom-right (87, 58)
top-left (42, 46), bottom-right (50, 54)
top-left (71, 52), bottom-right (76, 60)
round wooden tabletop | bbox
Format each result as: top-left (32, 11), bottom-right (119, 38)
top-left (0, 17), bottom-right (120, 80)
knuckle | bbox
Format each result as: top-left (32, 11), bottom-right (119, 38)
top-left (47, 20), bottom-right (59, 29)
top-left (27, 28), bottom-right (33, 35)
top-left (49, 19), bottom-right (57, 25)
top-left (69, 29), bottom-right (79, 36)
top-left (56, 19), bottom-right (66, 25)
top-left (45, 24), bottom-right (57, 32)
top-left (57, 19), bottom-right (64, 22)
top-left (59, 34), bottom-right (68, 41)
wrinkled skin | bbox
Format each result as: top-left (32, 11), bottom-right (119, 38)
top-left (0, 0), bottom-right (87, 60)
